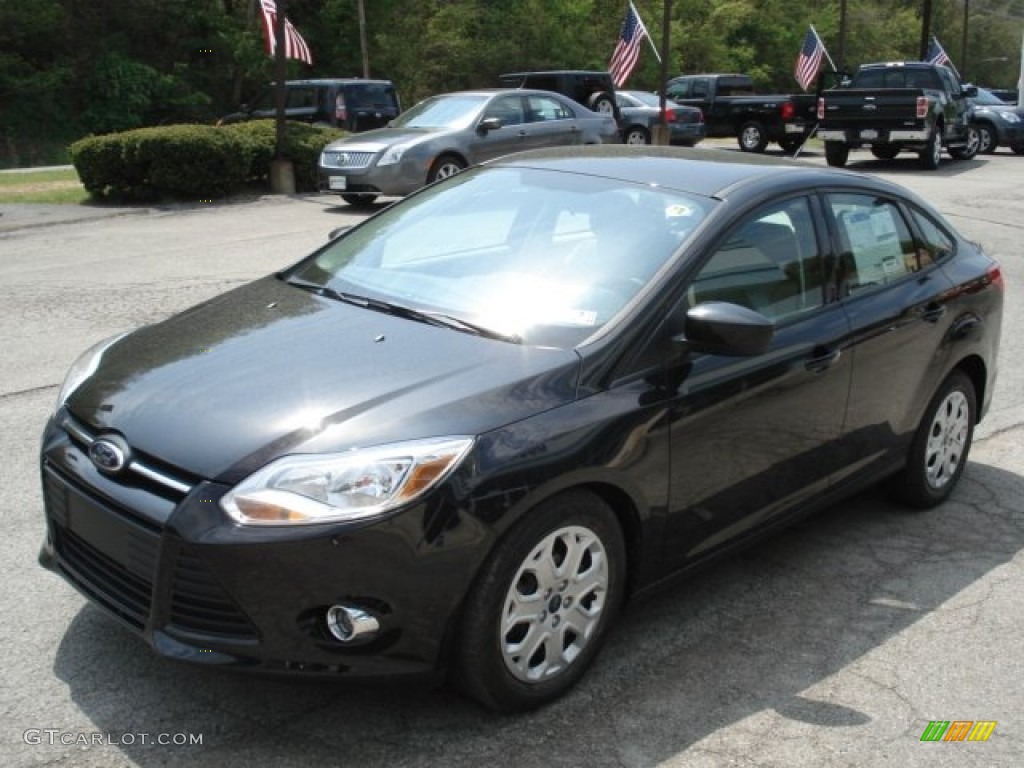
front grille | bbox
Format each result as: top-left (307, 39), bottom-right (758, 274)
top-left (44, 468), bottom-right (160, 630)
top-left (321, 150), bottom-right (375, 169)
top-left (169, 549), bottom-right (258, 639)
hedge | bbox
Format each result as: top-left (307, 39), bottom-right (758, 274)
top-left (70, 120), bottom-right (347, 202)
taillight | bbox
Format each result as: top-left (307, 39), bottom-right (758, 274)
top-left (987, 264), bottom-right (1004, 291)
top-left (335, 94), bottom-right (347, 122)
top-left (780, 101), bottom-right (795, 120)
top-left (916, 96), bottom-right (928, 119)
top-left (696, 107), bottom-right (704, 123)
top-left (662, 109), bottom-right (676, 123)
top-left (817, 97), bottom-right (825, 120)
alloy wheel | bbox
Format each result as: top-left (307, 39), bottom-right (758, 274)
top-left (924, 390), bottom-right (970, 490)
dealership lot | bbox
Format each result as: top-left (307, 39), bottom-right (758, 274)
top-left (2, 148), bottom-right (1022, 767)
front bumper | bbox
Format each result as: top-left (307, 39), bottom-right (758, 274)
top-left (992, 119), bottom-right (1024, 148)
top-left (318, 151), bottom-right (426, 198)
top-left (39, 412), bottom-right (478, 680)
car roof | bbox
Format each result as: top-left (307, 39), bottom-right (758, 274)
top-left (487, 145), bottom-right (905, 200)
top-left (276, 78), bottom-right (395, 86)
top-left (425, 88), bottom-right (577, 99)
top-left (501, 70), bottom-right (612, 77)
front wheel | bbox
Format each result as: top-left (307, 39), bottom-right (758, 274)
top-left (976, 123), bottom-right (996, 154)
top-left (919, 126), bottom-right (943, 170)
top-left (824, 141), bottom-right (849, 167)
top-left (427, 154), bottom-right (466, 184)
top-left (737, 121), bottom-right (768, 153)
top-left (455, 490), bottom-right (626, 712)
top-left (340, 193), bottom-right (378, 207)
top-left (889, 370), bottom-right (976, 508)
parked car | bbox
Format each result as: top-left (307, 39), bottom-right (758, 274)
top-left (219, 78), bottom-right (401, 132)
top-left (817, 62), bottom-right (979, 169)
top-left (664, 73), bottom-right (816, 153)
top-left (969, 87), bottom-right (1024, 154)
top-left (498, 70), bottom-right (620, 119)
top-left (616, 90), bottom-right (705, 146)
top-left (317, 88), bottom-right (619, 206)
top-left (41, 147), bottom-right (1003, 713)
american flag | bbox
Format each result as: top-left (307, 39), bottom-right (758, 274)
top-left (259, 0), bottom-right (313, 66)
top-left (609, 3), bottom-right (650, 88)
top-left (926, 37), bottom-right (954, 72)
top-left (794, 26), bottom-right (824, 91)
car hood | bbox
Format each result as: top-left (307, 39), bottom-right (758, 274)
top-left (67, 276), bottom-right (580, 483)
top-left (323, 127), bottom-right (447, 152)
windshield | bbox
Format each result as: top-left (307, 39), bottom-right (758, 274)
top-left (972, 87), bottom-right (1006, 106)
top-left (286, 166), bottom-right (713, 347)
top-left (391, 94), bottom-right (489, 129)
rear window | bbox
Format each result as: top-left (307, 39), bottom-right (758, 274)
top-left (717, 77), bottom-right (755, 96)
top-left (853, 68), bottom-right (942, 90)
top-left (345, 84), bottom-right (398, 110)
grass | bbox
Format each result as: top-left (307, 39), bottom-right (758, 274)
top-left (0, 168), bottom-right (90, 204)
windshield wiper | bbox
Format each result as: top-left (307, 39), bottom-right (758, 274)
top-left (285, 278), bottom-right (520, 343)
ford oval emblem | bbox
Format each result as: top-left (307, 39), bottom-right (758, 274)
top-left (89, 438), bottom-right (128, 473)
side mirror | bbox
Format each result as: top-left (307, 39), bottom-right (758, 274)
top-left (479, 117), bottom-right (502, 133)
top-left (962, 84), bottom-right (978, 98)
top-left (675, 301), bottom-right (774, 357)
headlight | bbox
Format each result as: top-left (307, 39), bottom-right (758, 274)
top-left (376, 144), bottom-right (410, 167)
top-left (56, 332), bottom-right (129, 410)
top-left (220, 436), bottom-right (474, 525)
top-left (998, 112), bottom-right (1021, 123)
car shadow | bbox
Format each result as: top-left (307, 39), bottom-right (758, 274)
top-left (52, 459), bottom-right (1024, 766)
top-left (832, 152), bottom-right (986, 177)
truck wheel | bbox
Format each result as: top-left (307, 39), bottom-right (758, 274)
top-left (737, 121), bottom-right (768, 153)
top-left (919, 126), bottom-right (942, 170)
top-left (824, 141), bottom-right (849, 167)
top-left (976, 123), bottom-right (996, 154)
top-left (588, 92), bottom-right (615, 116)
top-left (949, 125), bottom-right (980, 160)
top-left (870, 145), bottom-right (900, 160)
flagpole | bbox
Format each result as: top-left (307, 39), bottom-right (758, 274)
top-left (632, 1), bottom-right (662, 63)
top-left (811, 25), bottom-right (837, 72)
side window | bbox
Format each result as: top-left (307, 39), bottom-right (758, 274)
top-left (691, 78), bottom-right (710, 99)
top-left (483, 95), bottom-right (525, 127)
top-left (689, 197), bottom-right (825, 322)
top-left (667, 80), bottom-right (690, 99)
top-left (827, 193), bottom-right (918, 293)
top-left (286, 87), bottom-right (317, 109)
top-left (526, 95), bottom-right (572, 122)
top-left (908, 206), bottom-right (955, 267)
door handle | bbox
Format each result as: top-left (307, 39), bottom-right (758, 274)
top-left (918, 302), bottom-right (947, 324)
top-left (805, 347), bottom-right (841, 373)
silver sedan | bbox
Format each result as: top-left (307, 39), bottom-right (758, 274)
top-left (318, 88), bottom-right (621, 206)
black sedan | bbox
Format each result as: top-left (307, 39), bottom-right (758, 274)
top-left (40, 147), bottom-right (1003, 712)
top-left (616, 90), bottom-right (705, 146)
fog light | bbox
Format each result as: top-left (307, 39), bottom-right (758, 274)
top-left (326, 604), bottom-right (380, 643)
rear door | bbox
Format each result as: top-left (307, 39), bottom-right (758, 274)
top-left (823, 191), bottom-right (957, 484)
top-left (521, 94), bottom-right (584, 149)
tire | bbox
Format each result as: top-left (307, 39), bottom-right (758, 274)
top-left (456, 489), bottom-right (626, 712)
top-left (870, 145), bottom-right (900, 160)
top-left (427, 154), bottom-right (466, 184)
top-left (976, 123), bottom-right (996, 154)
top-left (949, 125), bottom-right (979, 160)
top-left (737, 121), bottom-right (768, 153)
top-left (889, 370), bottom-right (976, 508)
top-left (623, 126), bottom-right (650, 145)
top-left (824, 141), bottom-right (849, 167)
top-left (919, 125), bottom-right (942, 170)
top-left (588, 92), bottom-right (615, 116)
top-left (1011, 142), bottom-right (1024, 155)
top-left (340, 193), bottom-right (378, 207)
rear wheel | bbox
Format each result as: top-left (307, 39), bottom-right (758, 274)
top-left (737, 121), bottom-right (768, 153)
top-left (340, 193), bottom-right (378, 207)
top-left (889, 370), bottom-right (976, 508)
top-left (623, 126), bottom-right (650, 145)
top-left (824, 141), bottom-right (849, 167)
top-left (919, 125), bottom-right (943, 170)
top-left (456, 490), bottom-right (626, 712)
top-left (976, 123), bottom-right (996, 154)
top-left (870, 145), bottom-right (900, 160)
top-left (427, 154), bottom-right (466, 184)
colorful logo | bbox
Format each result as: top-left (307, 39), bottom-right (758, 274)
top-left (920, 721), bottom-right (997, 742)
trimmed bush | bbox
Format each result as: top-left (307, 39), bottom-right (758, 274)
top-left (70, 120), bottom-right (347, 202)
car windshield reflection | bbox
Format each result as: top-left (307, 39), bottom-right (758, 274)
top-left (286, 166), bottom-right (713, 347)
top-left (391, 94), bottom-right (490, 129)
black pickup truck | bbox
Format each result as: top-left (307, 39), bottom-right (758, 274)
top-left (817, 62), bottom-right (979, 169)
top-left (665, 73), bottom-right (816, 153)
